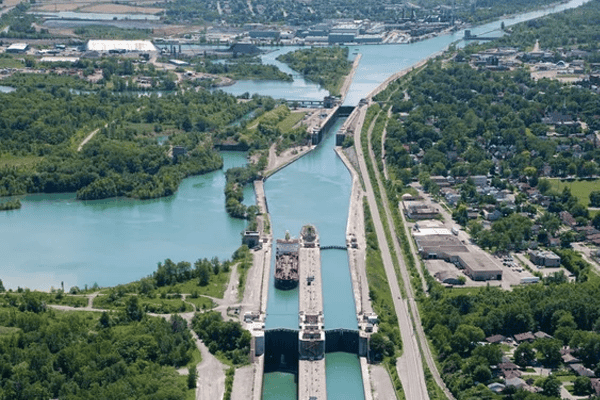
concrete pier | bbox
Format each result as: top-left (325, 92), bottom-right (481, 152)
top-left (298, 225), bottom-right (327, 399)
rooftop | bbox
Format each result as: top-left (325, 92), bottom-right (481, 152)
top-left (86, 40), bottom-right (157, 52)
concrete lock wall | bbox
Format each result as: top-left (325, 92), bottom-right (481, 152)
top-left (314, 106), bottom-right (356, 145)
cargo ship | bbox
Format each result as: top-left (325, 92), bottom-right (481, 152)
top-left (275, 233), bottom-right (300, 290)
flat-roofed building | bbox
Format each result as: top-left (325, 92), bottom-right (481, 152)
top-left (404, 202), bottom-right (440, 220)
top-left (413, 228), bottom-right (502, 281)
top-left (529, 250), bottom-right (561, 267)
top-left (86, 40), bottom-right (157, 52)
top-left (456, 253), bottom-right (502, 281)
top-left (6, 43), bottom-right (28, 53)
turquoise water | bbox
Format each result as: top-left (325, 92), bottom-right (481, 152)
top-left (262, 372), bottom-right (297, 399)
top-left (220, 46), bottom-right (330, 101)
top-left (326, 353), bottom-right (365, 400)
top-left (219, 0), bottom-right (590, 106)
top-left (2, 0), bottom-right (590, 396)
top-left (0, 152), bottom-right (252, 290)
top-left (264, 117), bottom-right (352, 330)
top-left (261, 118), bottom-right (363, 400)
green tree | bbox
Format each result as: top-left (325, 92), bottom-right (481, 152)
top-left (472, 365), bottom-right (492, 383)
top-left (593, 213), bottom-right (600, 230)
top-left (125, 296), bottom-right (144, 322)
top-left (99, 311), bottom-right (111, 328)
top-left (453, 204), bottom-right (469, 226)
top-left (535, 338), bottom-right (562, 367)
top-left (573, 376), bottom-right (592, 396)
top-left (591, 191), bottom-right (600, 207)
top-left (514, 342), bottom-right (535, 367)
top-left (369, 332), bottom-right (395, 362)
top-left (188, 365), bottom-right (197, 389)
top-left (541, 375), bottom-right (561, 398)
top-left (0, 279), bottom-right (4, 292)
top-left (195, 259), bottom-right (211, 286)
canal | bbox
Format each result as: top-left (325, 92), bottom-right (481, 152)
top-left (0, 0), bottom-right (590, 397)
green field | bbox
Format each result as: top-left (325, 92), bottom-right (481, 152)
top-left (547, 178), bottom-right (600, 207)
top-left (276, 111), bottom-right (307, 132)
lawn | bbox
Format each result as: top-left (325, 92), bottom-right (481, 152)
top-left (164, 271), bottom-right (231, 299)
top-left (276, 111), bottom-right (307, 132)
top-left (0, 54), bottom-right (24, 69)
top-left (247, 105), bottom-right (289, 130)
top-left (547, 178), bottom-right (600, 207)
top-left (185, 296), bottom-right (215, 311)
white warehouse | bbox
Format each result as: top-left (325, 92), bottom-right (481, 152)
top-left (86, 40), bottom-right (157, 52)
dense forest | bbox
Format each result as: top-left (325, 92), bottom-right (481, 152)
top-left (0, 75), bottom-right (300, 202)
top-left (276, 47), bottom-right (351, 96)
top-left (0, 292), bottom-right (194, 399)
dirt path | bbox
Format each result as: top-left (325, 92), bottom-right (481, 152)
top-left (194, 333), bottom-right (227, 400)
top-left (77, 124), bottom-right (105, 151)
top-left (224, 264), bottom-right (239, 305)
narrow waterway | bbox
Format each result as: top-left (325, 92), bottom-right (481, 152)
top-left (0, 152), bottom-right (252, 290)
top-left (262, 117), bottom-right (365, 399)
top-left (264, 117), bottom-right (354, 330)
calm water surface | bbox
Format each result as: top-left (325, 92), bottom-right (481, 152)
top-left (264, 118), bottom-right (353, 330)
top-left (0, 152), bottom-right (251, 290)
top-left (326, 353), bottom-right (365, 399)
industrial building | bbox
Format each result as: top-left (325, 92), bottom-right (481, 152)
top-left (86, 40), bottom-right (157, 52)
top-left (249, 30), bottom-right (280, 40)
top-left (6, 43), bottom-right (28, 53)
top-left (529, 250), bottom-right (561, 267)
top-left (404, 202), bottom-right (440, 220)
top-left (413, 228), bottom-right (502, 281)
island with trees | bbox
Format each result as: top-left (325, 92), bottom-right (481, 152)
top-left (277, 47), bottom-right (352, 96)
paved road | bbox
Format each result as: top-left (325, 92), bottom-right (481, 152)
top-left (352, 104), bottom-right (429, 400)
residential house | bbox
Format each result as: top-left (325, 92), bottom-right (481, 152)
top-left (514, 332), bottom-right (535, 343)
top-left (559, 211), bottom-right (577, 228)
top-left (484, 209), bottom-right (503, 221)
top-left (486, 334), bottom-right (506, 344)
